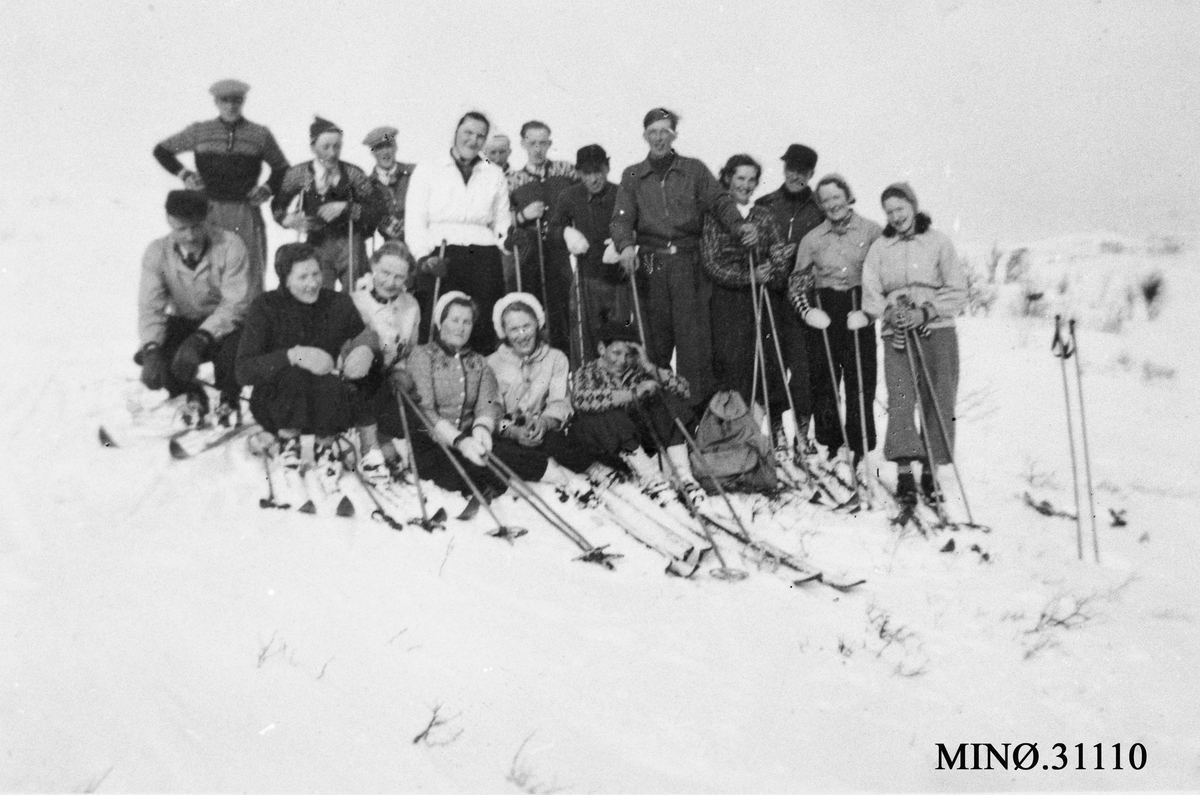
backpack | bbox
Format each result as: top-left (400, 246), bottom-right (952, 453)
top-left (689, 390), bottom-right (777, 493)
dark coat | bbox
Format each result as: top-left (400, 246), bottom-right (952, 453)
top-left (235, 288), bottom-right (369, 386)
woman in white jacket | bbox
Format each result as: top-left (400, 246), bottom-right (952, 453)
top-left (405, 111), bottom-right (512, 353)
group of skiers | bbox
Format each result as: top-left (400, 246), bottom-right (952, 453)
top-left (137, 79), bottom-right (968, 507)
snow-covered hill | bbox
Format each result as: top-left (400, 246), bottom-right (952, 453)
top-left (2, 191), bottom-right (1198, 791)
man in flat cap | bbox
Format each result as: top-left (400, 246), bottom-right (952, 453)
top-left (363, 126), bottom-right (415, 242)
top-left (754, 143), bottom-right (825, 455)
top-left (271, 117), bottom-right (386, 293)
top-left (546, 144), bottom-right (627, 367)
top-left (136, 190), bottom-right (252, 427)
top-left (153, 79), bottom-right (289, 292)
top-left (505, 120), bottom-right (580, 354)
top-left (610, 107), bottom-right (758, 413)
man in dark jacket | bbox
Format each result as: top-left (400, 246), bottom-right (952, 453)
top-left (506, 120), bottom-right (579, 352)
top-left (362, 125), bottom-right (415, 242)
top-left (754, 143), bottom-right (825, 454)
top-left (545, 144), bottom-right (626, 367)
top-left (153, 79), bottom-right (289, 289)
top-left (610, 108), bottom-right (757, 411)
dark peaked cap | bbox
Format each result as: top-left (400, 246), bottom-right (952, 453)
top-left (781, 144), bottom-right (818, 171)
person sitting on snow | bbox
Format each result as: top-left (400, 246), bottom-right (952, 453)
top-left (349, 240), bottom-right (422, 481)
top-left (486, 293), bottom-right (605, 504)
top-left (405, 291), bottom-right (584, 501)
top-left (235, 242), bottom-right (379, 484)
top-left (136, 189), bottom-right (252, 428)
top-left (568, 318), bottom-right (706, 505)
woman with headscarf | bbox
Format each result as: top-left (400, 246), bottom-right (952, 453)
top-left (235, 242), bottom-right (378, 483)
top-left (789, 173), bottom-right (884, 467)
top-left (486, 293), bottom-right (603, 501)
top-left (860, 182), bottom-right (967, 505)
top-left (700, 154), bottom-right (793, 447)
top-left (406, 291), bottom-right (584, 499)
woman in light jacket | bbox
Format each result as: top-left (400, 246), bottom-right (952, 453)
top-left (860, 182), bottom-right (967, 505)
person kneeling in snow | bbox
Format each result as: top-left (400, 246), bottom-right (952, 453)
top-left (235, 243), bottom-right (378, 482)
top-left (486, 293), bottom-right (606, 505)
top-left (568, 319), bottom-right (706, 505)
top-left (350, 240), bottom-right (422, 482)
top-left (136, 189), bottom-right (252, 428)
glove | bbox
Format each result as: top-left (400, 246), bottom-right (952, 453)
top-left (289, 346), bottom-right (335, 375)
top-left (893, 304), bottom-right (929, 331)
top-left (389, 367), bottom-right (416, 396)
top-left (472, 425), bottom-right (493, 455)
top-left (139, 343), bottom-right (168, 390)
top-left (617, 246), bottom-right (638, 275)
top-left (602, 239), bottom-right (621, 265)
top-left (563, 227), bottom-right (590, 256)
top-left (846, 310), bottom-right (870, 330)
top-left (247, 185), bottom-right (271, 205)
top-left (457, 436), bottom-right (486, 466)
top-left (170, 330), bottom-right (212, 382)
top-left (433, 419), bottom-right (460, 448)
top-left (180, 170), bottom-right (205, 191)
top-left (519, 200), bottom-right (547, 222)
top-left (803, 308), bottom-right (831, 330)
top-left (341, 345), bottom-right (374, 380)
top-left (419, 254), bottom-right (448, 279)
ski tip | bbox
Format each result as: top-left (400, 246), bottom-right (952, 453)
top-left (665, 558), bottom-right (699, 578)
top-left (299, 500), bottom-right (317, 515)
top-left (168, 439), bottom-right (188, 460)
top-left (336, 495), bottom-right (355, 517)
top-left (98, 426), bottom-right (118, 448)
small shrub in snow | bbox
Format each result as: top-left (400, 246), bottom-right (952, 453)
top-left (1140, 270), bottom-right (1165, 319)
top-left (1147, 235), bottom-right (1184, 255)
top-left (1141, 360), bottom-right (1176, 382)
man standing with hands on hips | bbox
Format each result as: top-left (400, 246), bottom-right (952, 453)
top-left (153, 79), bottom-right (289, 290)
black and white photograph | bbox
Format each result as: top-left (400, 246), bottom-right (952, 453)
top-left (1, 0), bottom-right (1197, 791)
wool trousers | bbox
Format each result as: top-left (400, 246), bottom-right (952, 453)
top-left (637, 250), bottom-right (714, 409)
top-left (208, 200), bottom-right (267, 290)
top-left (882, 326), bottom-right (958, 465)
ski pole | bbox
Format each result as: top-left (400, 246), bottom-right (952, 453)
top-left (814, 292), bottom-right (860, 492)
top-left (1069, 319), bottom-right (1100, 563)
top-left (901, 329), bottom-right (950, 525)
top-left (480, 448), bottom-right (620, 568)
top-left (849, 291), bottom-right (876, 502)
top-left (394, 383), bottom-right (447, 531)
top-left (909, 331), bottom-right (979, 528)
top-left (1052, 315), bottom-right (1084, 560)
top-left (747, 252), bottom-right (773, 435)
top-left (397, 389), bottom-right (525, 542)
top-left (569, 253), bottom-right (587, 368)
top-left (513, 244), bottom-right (523, 293)
top-left (759, 270), bottom-right (834, 499)
top-left (430, 239), bottom-right (447, 313)
top-left (347, 212), bottom-right (355, 293)
top-left (535, 218), bottom-right (552, 341)
top-left (628, 253), bottom-right (649, 350)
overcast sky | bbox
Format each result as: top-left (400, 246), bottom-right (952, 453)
top-left (4, 0), bottom-right (1197, 245)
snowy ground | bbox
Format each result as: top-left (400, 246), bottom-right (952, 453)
top-left (2, 189), bottom-right (1198, 791)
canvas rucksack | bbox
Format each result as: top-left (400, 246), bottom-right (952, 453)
top-left (689, 390), bottom-right (777, 493)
